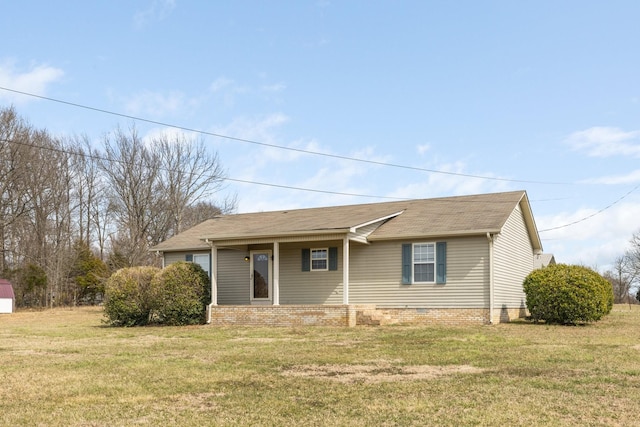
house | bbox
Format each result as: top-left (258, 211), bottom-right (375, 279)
top-left (534, 253), bottom-right (556, 269)
top-left (151, 190), bottom-right (544, 326)
top-left (0, 279), bottom-right (16, 314)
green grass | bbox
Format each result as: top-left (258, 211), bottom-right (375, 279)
top-left (1, 306), bottom-right (640, 426)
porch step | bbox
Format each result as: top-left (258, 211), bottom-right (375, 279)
top-left (356, 309), bottom-right (395, 326)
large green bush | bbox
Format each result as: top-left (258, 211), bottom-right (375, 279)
top-left (523, 264), bottom-right (614, 324)
top-left (152, 261), bottom-right (211, 326)
top-left (103, 266), bottom-right (160, 327)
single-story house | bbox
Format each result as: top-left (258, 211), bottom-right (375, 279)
top-left (533, 253), bottom-right (556, 269)
top-left (0, 279), bottom-right (16, 314)
top-left (151, 190), bottom-right (545, 326)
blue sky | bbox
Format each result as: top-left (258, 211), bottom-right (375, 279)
top-left (1, 1), bottom-right (639, 271)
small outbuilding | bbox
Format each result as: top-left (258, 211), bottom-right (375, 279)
top-left (0, 279), bottom-right (16, 314)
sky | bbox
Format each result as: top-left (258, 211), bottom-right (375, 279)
top-left (1, 0), bottom-right (639, 272)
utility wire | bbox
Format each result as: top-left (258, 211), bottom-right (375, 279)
top-left (0, 85), bottom-right (572, 185)
top-left (538, 183), bottom-right (640, 232)
top-left (0, 136), bottom-right (409, 201)
top-left (2, 86), bottom-right (636, 231)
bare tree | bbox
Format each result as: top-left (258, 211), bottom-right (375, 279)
top-left (98, 126), bottom-right (161, 266)
top-left (0, 107), bottom-right (33, 272)
top-left (153, 133), bottom-right (227, 238)
top-left (603, 255), bottom-right (636, 304)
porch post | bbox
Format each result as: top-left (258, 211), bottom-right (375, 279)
top-left (273, 241), bottom-right (280, 305)
top-left (343, 237), bottom-right (349, 305)
top-left (211, 244), bottom-right (218, 306)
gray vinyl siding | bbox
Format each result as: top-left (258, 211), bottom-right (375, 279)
top-left (493, 205), bottom-right (533, 308)
top-left (279, 241), bottom-right (343, 304)
top-left (217, 248), bottom-right (250, 305)
top-left (349, 237), bottom-right (489, 308)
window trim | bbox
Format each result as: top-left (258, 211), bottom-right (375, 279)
top-left (310, 247), bottom-right (329, 271)
top-left (412, 242), bottom-right (436, 284)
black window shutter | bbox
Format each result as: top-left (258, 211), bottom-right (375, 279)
top-left (185, 254), bottom-right (193, 262)
top-left (328, 247), bottom-right (338, 271)
top-left (301, 248), bottom-right (310, 271)
top-left (436, 242), bottom-right (447, 284)
top-left (401, 244), bottom-right (412, 285)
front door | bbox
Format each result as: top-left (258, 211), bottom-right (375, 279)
top-left (250, 250), bottom-right (272, 303)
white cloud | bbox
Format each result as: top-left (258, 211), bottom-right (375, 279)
top-left (538, 200), bottom-right (640, 270)
top-left (582, 169), bottom-right (640, 185)
top-left (565, 126), bottom-right (640, 158)
top-left (261, 83), bottom-right (286, 92)
top-left (388, 161), bottom-right (512, 200)
top-left (210, 77), bottom-right (235, 93)
top-left (134, 0), bottom-right (176, 29)
top-left (214, 113), bottom-right (289, 143)
top-left (123, 90), bottom-right (191, 117)
top-left (0, 60), bottom-right (64, 104)
top-left (416, 144), bottom-right (431, 155)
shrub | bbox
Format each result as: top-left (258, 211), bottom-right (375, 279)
top-left (103, 266), bottom-right (160, 327)
top-left (523, 264), bottom-right (614, 324)
top-left (152, 261), bottom-right (210, 326)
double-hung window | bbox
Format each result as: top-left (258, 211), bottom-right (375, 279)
top-left (402, 242), bottom-right (447, 285)
top-left (413, 243), bottom-right (435, 283)
top-left (311, 248), bottom-right (328, 271)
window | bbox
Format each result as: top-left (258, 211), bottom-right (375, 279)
top-left (311, 248), bottom-right (328, 271)
top-left (185, 253), bottom-right (211, 280)
top-left (302, 247), bottom-right (338, 272)
top-left (413, 243), bottom-right (435, 282)
top-left (402, 242), bottom-right (447, 285)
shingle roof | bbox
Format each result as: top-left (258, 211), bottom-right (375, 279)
top-left (151, 190), bottom-right (541, 251)
top-left (0, 279), bottom-right (15, 299)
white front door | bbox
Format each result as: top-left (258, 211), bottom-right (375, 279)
top-left (250, 250), bottom-right (272, 304)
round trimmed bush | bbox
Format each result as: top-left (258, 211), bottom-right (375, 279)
top-left (523, 264), bottom-right (613, 324)
top-left (103, 266), bottom-right (160, 326)
top-left (152, 261), bottom-right (210, 326)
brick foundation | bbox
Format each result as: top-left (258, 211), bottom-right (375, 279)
top-left (207, 305), bottom-right (357, 327)
top-left (207, 305), bottom-right (526, 327)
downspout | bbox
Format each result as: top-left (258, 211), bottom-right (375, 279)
top-left (486, 233), bottom-right (495, 325)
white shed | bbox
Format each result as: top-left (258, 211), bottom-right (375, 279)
top-left (0, 279), bottom-right (16, 314)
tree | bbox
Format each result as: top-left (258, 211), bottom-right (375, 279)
top-left (98, 126), bottom-right (162, 266)
top-left (603, 254), bottom-right (636, 304)
top-left (153, 133), bottom-right (229, 238)
top-left (69, 241), bottom-right (109, 305)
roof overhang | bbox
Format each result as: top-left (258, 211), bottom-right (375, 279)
top-left (518, 192), bottom-right (543, 253)
top-left (367, 229), bottom-right (503, 242)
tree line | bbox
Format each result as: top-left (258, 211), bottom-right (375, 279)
top-left (602, 231), bottom-right (640, 304)
top-left (0, 106), bottom-right (234, 308)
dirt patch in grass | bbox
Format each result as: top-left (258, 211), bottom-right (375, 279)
top-left (282, 361), bottom-right (484, 383)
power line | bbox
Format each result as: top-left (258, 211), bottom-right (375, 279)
top-left (538, 183), bottom-right (640, 232)
top-left (0, 136), bottom-right (408, 201)
top-left (2, 87), bottom-right (635, 232)
top-left (0, 85), bottom-right (572, 185)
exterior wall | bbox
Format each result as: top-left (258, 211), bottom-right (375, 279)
top-left (278, 241), bottom-right (344, 305)
top-left (493, 204), bottom-right (534, 311)
top-left (349, 236), bottom-right (490, 308)
top-left (217, 248), bottom-right (250, 305)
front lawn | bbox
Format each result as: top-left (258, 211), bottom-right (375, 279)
top-left (1, 305), bottom-right (639, 426)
